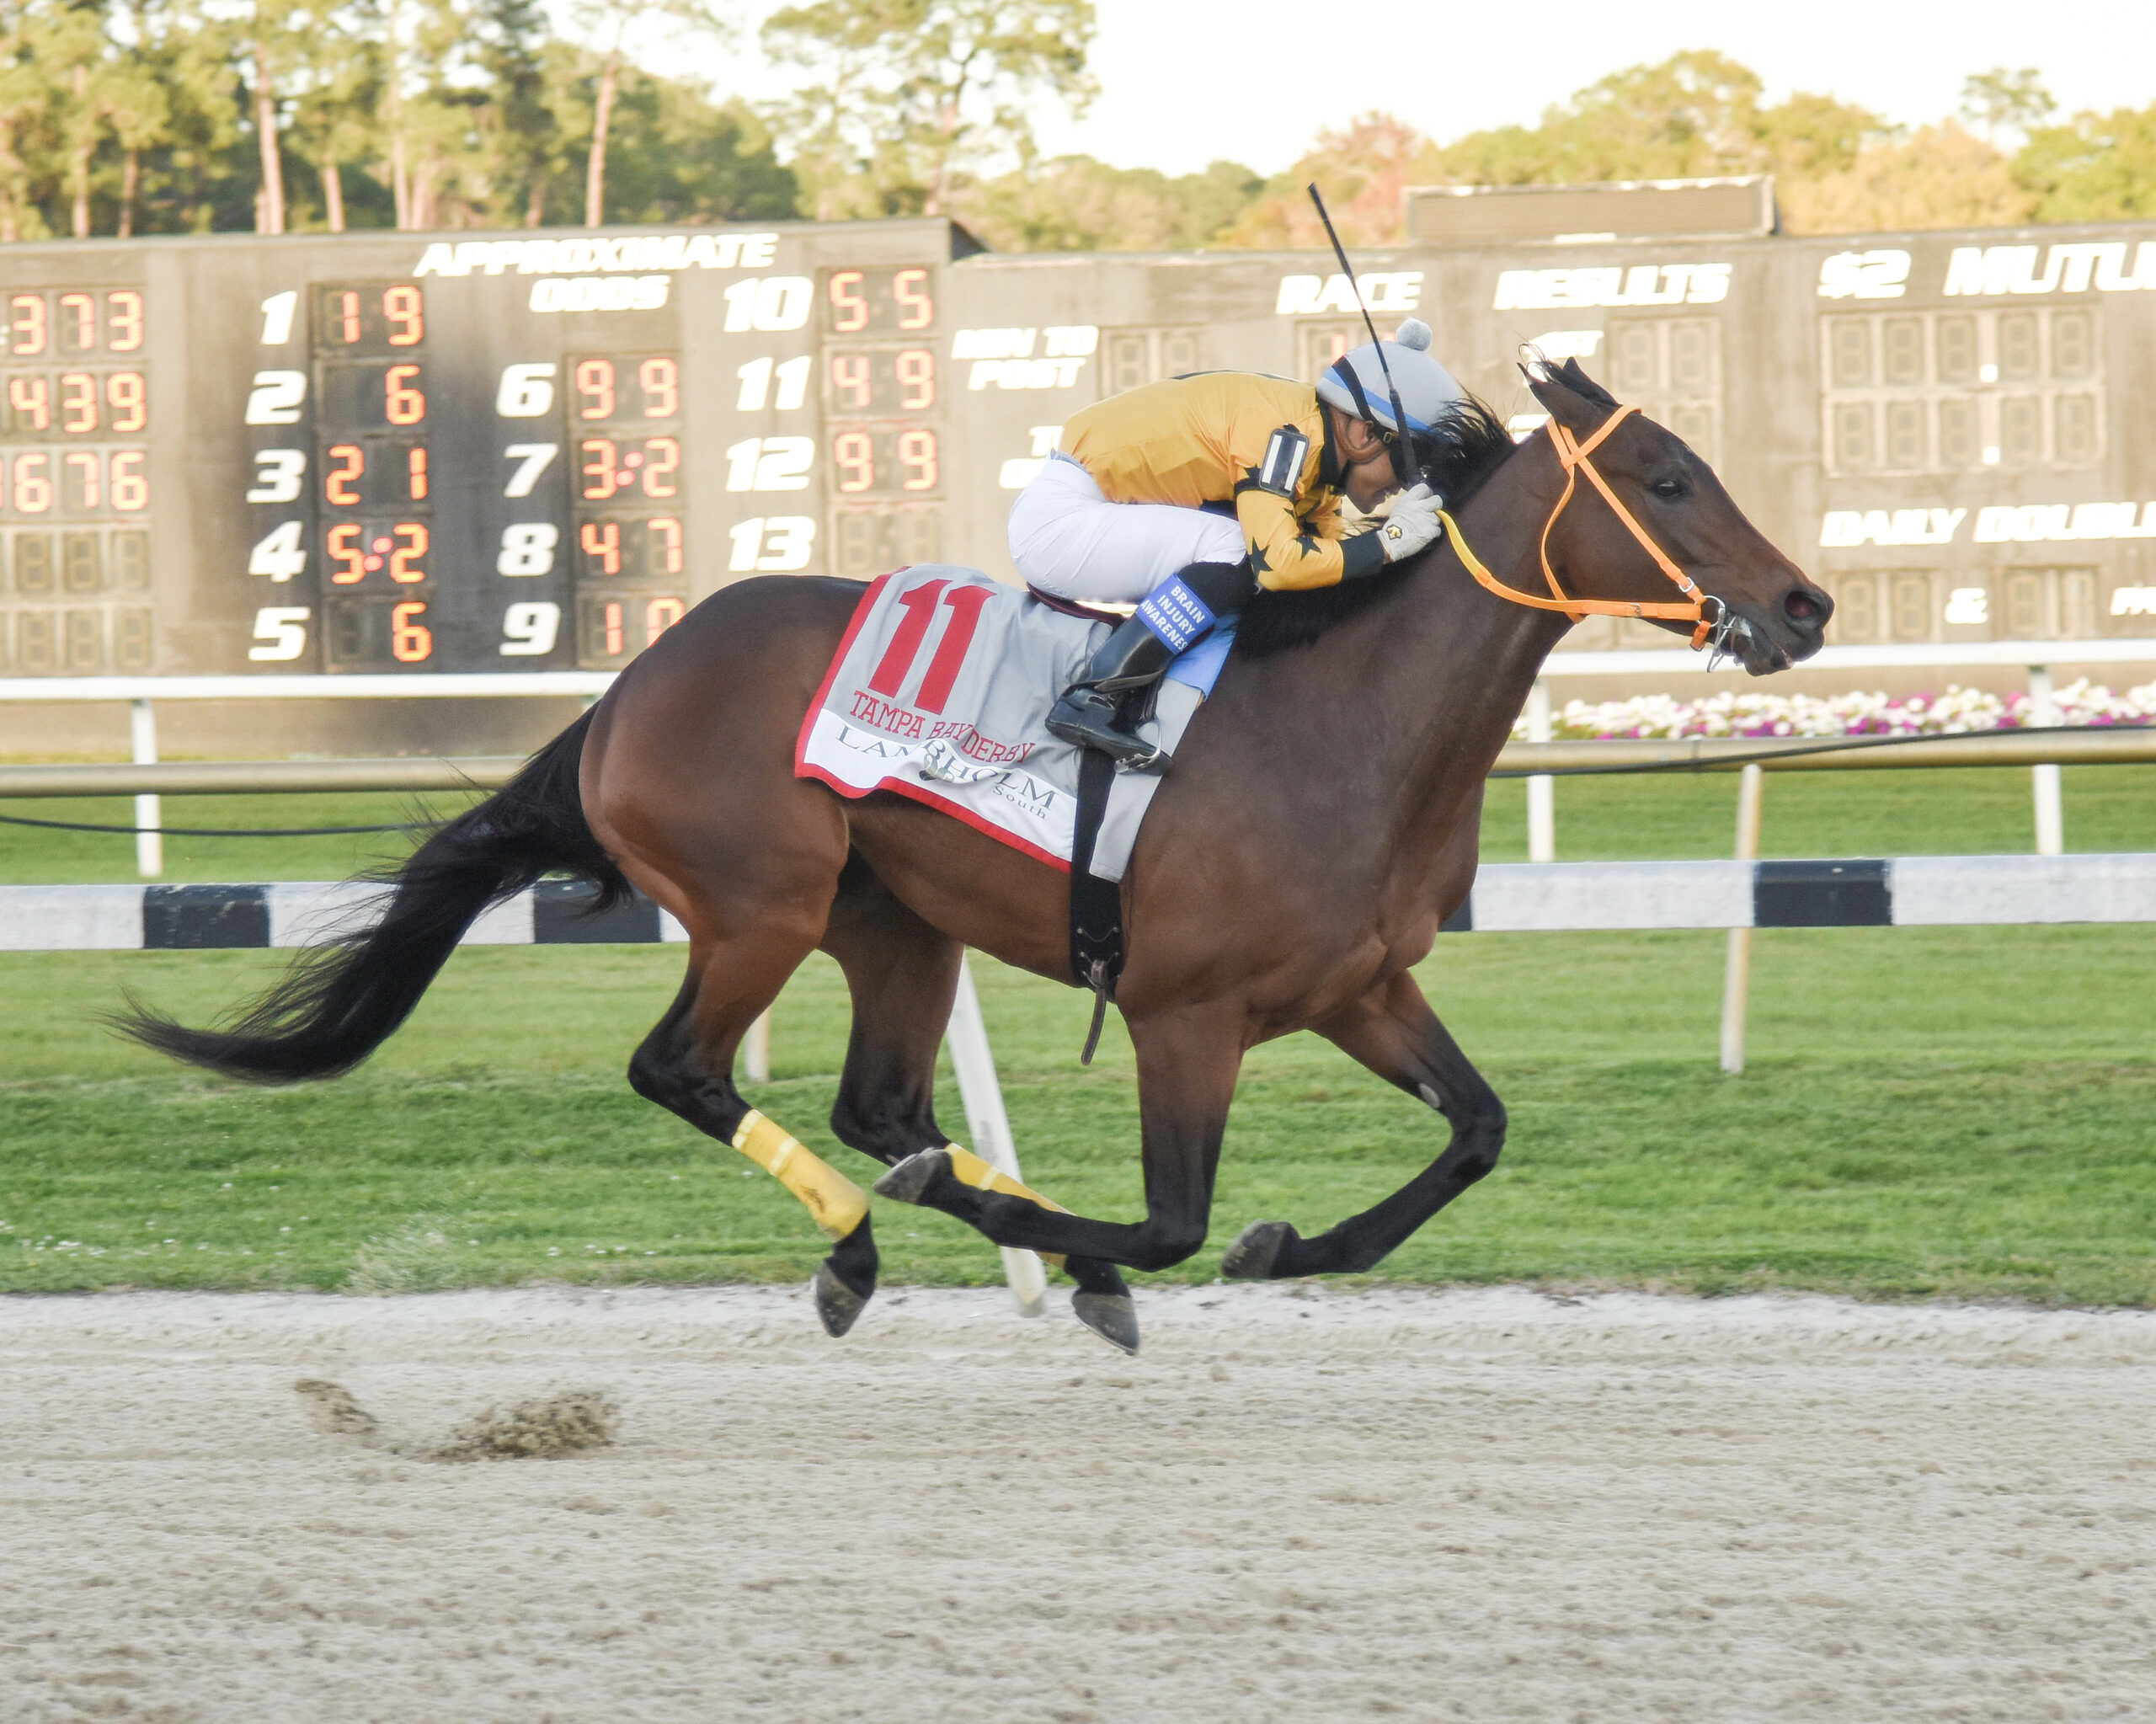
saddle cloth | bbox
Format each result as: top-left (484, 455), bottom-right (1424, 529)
top-left (794, 566), bottom-right (1226, 879)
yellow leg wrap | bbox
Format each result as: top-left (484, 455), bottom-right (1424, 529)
top-left (731, 1109), bottom-right (870, 1242)
top-left (943, 1145), bottom-right (1068, 1271)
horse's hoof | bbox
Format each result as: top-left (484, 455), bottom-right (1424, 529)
top-left (873, 1147), bottom-right (948, 1205)
top-left (813, 1261), bottom-right (872, 1338)
top-left (1072, 1291), bottom-right (1139, 1355)
top-left (1221, 1220), bottom-right (1292, 1280)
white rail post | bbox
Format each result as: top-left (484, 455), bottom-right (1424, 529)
top-left (1719, 762), bottom-right (1764, 1075)
top-left (2028, 665), bottom-right (2063, 857)
top-left (945, 954), bottom-right (1048, 1316)
top-left (1526, 678), bottom-right (1555, 863)
top-left (128, 698), bottom-right (162, 879)
top-left (743, 1011), bottom-right (771, 1084)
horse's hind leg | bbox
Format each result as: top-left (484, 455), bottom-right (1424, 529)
top-left (1220, 969), bottom-right (1506, 1279)
top-left (628, 930), bottom-right (881, 1337)
top-left (818, 859), bottom-right (1136, 1348)
top-left (873, 1005), bottom-right (1246, 1353)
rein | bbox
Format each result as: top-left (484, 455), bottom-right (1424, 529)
top-left (1434, 404), bottom-right (1725, 652)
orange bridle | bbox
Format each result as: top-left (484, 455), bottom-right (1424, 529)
top-left (1433, 403), bottom-right (1724, 651)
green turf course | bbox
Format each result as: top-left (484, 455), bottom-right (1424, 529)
top-left (3, 769), bottom-right (2153, 1303)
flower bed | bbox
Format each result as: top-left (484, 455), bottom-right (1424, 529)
top-left (1515, 680), bottom-right (2156, 741)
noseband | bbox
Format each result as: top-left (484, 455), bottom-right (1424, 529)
top-left (1434, 404), bottom-right (1729, 653)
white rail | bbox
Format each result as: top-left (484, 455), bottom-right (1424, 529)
top-left (13, 641), bottom-right (2153, 871)
top-left (0, 673), bottom-right (617, 701)
top-left (7, 638), bottom-right (2156, 705)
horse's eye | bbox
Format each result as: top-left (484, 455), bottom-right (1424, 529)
top-left (1650, 478), bottom-right (1686, 501)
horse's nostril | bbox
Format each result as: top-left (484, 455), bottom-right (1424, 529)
top-left (1783, 586), bottom-right (1831, 628)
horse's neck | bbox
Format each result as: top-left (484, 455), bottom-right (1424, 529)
top-left (1354, 455), bottom-right (1573, 849)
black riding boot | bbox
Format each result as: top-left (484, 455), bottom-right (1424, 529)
top-left (1045, 615), bottom-right (1176, 771)
top-left (1047, 561), bottom-right (1255, 771)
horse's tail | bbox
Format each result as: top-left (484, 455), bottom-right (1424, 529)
top-left (116, 710), bottom-right (626, 1084)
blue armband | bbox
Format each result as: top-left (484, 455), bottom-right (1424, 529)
top-left (1135, 576), bottom-right (1217, 653)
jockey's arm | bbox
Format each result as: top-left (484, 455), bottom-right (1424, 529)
top-left (1230, 423), bottom-right (1389, 592)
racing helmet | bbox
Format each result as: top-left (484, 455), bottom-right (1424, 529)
top-left (1315, 318), bottom-right (1465, 445)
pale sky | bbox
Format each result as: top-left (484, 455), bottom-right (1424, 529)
top-left (676, 0), bottom-right (2155, 180)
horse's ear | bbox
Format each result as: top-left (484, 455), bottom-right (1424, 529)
top-left (1518, 350), bottom-right (1612, 433)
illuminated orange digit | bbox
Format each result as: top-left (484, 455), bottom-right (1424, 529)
top-left (8, 374), bottom-right (51, 431)
top-left (579, 437), bottom-right (618, 501)
top-left (58, 292), bottom-right (96, 350)
top-left (58, 373), bottom-right (96, 433)
top-left (325, 444), bottom-right (364, 506)
top-left (105, 291), bottom-right (143, 352)
top-left (893, 268), bottom-right (933, 331)
top-left (391, 600), bottom-right (432, 662)
top-left (383, 285), bottom-right (424, 346)
top-left (641, 435), bottom-right (679, 499)
top-left (8, 295), bottom-right (48, 357)
top-left (828, 270), bottom-right (868, 334)
top-left (109, 450), bottom-right (148, 511)
top-left (575, 358), bottom-right (615, 419)
top-left (898, 429), bottom-right (937, 492)
top-left (336, 290), bottom-right (361, 344)
top-left (384, 363), bottom-right (424, 425)
top-left (13, 451), bottom-right (51, 511)
top-left (327, 522), bottom-right (365, 583)
top-left (105, 371), bottom-right (147, 431)
top-left (10, 294), bottom-right (47, 355)
top-left (580, 520), bottom-right (622, 576)
top-left (389, 521), bottom-right (428, 582)
top-left (833, 429), bottom-right (873, 493)
top-left (831, 353), bottom-right (870, 410)
top-left (645, 597), bottom-right (686, 644)
top-left (638, 356), bottom-right (678, 417)
top-left (64, 450), bottom-right (100, 510)
top-left (897, 349), bottom-right (935, 410)
top-left (602, 600), bottom-right (624, 656)
top-left (648, 516), bottom-right (683, 574)
top-left (407, 446), bottom-right (428, 501)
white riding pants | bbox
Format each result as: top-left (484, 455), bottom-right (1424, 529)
top-left (1007, 453), bottom-right (1246, 605)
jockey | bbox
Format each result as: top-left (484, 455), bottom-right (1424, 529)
top-left (1009, 318), bottom-right (1466, 769)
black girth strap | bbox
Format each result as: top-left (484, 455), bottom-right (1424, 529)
top-left (1068, 746), bottom-right (1124, 1065)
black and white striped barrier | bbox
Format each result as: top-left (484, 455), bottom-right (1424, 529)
top-left (1440, 855), bottom-right (2156, 931)
top-left (8, 856), bottom-right (2156, 953)
top-left (0, 879), bottom-right (687, 953)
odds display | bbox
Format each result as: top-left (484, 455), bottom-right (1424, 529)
top-left (1, 213), bottom-right (2153, 675)
top-left (0, 225), bottom-right (965, 675)
top-left (1, 288), bottom-right (152, 672)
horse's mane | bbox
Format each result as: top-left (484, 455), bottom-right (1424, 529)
top-left (1232, 392), bottom-right (1519, 659)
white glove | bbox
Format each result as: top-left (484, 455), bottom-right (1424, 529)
top-left (1378, 483), bottom-right (1442, 563)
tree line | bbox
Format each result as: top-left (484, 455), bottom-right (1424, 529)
top-left (1005, 55), bottom-right (2155, 254)
top-left (0, 0), bottom-right (801, 240)
top-left (0, 7), bottom-right (2148, 249)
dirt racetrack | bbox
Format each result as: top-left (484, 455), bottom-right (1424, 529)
top-left (4, 1283), bottom-right (2153, 1722)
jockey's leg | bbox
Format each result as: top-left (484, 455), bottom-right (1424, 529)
top-left (1008, 457), bottom-right (1255, 767)
top-left (1046, 559), bottom-right (1257, 770)
top-left (1009, 455), bottom-right (1242, 604)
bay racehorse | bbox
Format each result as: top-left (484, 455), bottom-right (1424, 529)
top-left (125, 359), bottom-right (1830, 1353)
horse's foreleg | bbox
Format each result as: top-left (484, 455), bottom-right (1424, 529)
top-left (628, 929), bottom-right (880, 1337)
top-left (876, 1006), bottom-right (1242, 1351)
top-left (819, 863), bottom-right (1132, 1334)
top-left (1221, 969), bottom-right (1506, 1280)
